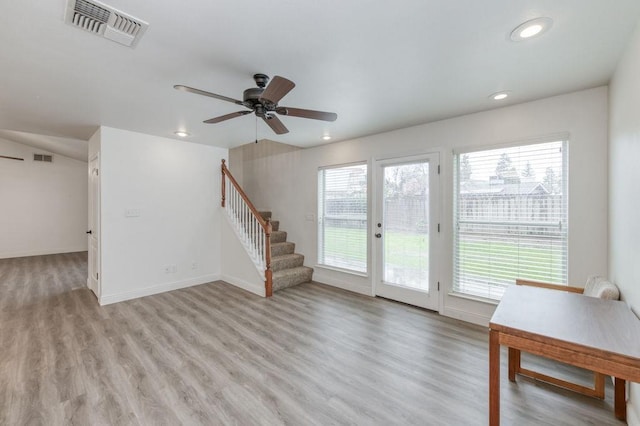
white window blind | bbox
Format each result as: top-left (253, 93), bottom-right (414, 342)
top-left (453, 140), bottom-right (568, 300)
top-left (318, 163), bottom-right (367, 273)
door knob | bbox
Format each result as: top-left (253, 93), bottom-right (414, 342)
top-left (375, 233), bottom-right (382, 238)
top-left (86, 230), bottom-right (92, 234)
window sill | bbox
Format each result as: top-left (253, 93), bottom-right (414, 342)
top-left (447, 291), bottom-right (500, 306)
top-left (315, 264), bottom-right (368, 278)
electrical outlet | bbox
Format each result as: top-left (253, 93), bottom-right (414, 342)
top-left (164, 265), bottom-right (171, 274)
top-left (125, 208), bottom-right (141, 217)
top-left (191, 262), bottom-right (198, 270)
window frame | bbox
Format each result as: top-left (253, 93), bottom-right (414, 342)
top-left (452, 137), bottom-right (569, 301)
top-left (317, 161), bottom-right (369, 275)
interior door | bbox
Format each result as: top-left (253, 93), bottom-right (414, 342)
top-left (374, 153), bottom-right (439, 310)
top-left (88, 155), bottom-right (100, 297)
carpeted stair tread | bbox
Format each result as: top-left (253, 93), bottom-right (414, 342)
top-left (258, 212), bottom-right (279, 231)
top-left (271, 242), bottom-right (295, 256)
top-left (271, 253), bottom-right (305, 272)
top-left (271, 230), bottom-right (287, 244)
top-left (272, 266), bottom-right (314, 291)
top-left (252, 210), bottom-right (312, 292)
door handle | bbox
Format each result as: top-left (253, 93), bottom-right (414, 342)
top-left (375, 233), bottom-right (382, 238)
top-left (86, 230), bottom-right (92, 234)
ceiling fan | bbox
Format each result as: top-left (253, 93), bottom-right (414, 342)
top-left (174, 74), bottom-right (337, 135)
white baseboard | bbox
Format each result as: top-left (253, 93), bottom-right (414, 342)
top-left (312, 274), bottom-right (373, 296)
top-left (442, 306), bottom-right (490, 327)
top-left (99, 274), bottom-right (220, 305)
top-left (629, 398), bottom-right (640, 426)
top-left (0, 247), bottom-right (88, 259)
top-left (302, 273), bottom-right (491, 327)
top-left (220, 274), bottom-right (266, 297)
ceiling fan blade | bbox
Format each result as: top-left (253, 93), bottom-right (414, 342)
top-left (276, 107), bottom-right (337, 122)
top-left (203, 110), bottom-right (252, 124)
top-left (259, 76), bottom-right (295, 104)
top-left (262, 114), bottom-right (289, 135)
top-left (174, 85), bottom-right (244, 106)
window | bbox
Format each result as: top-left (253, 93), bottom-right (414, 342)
top-left (453, 140), bottom-right (568, 300)
top-left (318, 163), bottom-right (367, 273)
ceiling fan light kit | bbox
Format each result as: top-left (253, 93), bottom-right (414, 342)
top-left (174, 74), bottom-right (337, 135)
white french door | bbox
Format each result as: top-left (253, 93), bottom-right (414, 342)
top-left (374, 153), bottom-right (440, 311)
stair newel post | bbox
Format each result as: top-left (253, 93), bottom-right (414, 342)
top-left (221, 159), bottom-right (226, 208)
top-left (265, 218), bottom-right (273, 297)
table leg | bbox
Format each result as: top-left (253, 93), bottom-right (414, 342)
top-left (614, 377), bottom-right (626, 421)
top-left (508, 347), bottom-right (520, 382)
top-left (490, 329), bottom-right (500, 426)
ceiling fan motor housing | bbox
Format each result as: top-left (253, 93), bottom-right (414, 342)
top-left (243, 87), bottom-right (276, 111)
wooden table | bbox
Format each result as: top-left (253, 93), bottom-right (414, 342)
top-left (489, 285), bottom-right (640, 425)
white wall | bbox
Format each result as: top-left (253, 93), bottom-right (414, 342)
top-left (96, 127), bottom-right (227, 304)
top-left (220, 214), bottom-right (266, 297)
top-left (88, 127), bottom-right (100, 159)
top-left (609, 19), bottom-right (640, 426)
top-left (235, 87), bottom-right (609, 325)
top-left (0, 137), bottom-right (87, 258)
top-left (229, 139), bottom-right (302, 211)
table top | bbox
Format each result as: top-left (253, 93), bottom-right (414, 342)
top-left (490, 285), bottom-right (640, 361)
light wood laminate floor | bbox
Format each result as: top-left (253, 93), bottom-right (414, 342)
top-left (0, 253), bottom-right (624, 425)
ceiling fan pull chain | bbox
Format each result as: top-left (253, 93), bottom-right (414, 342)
top-left (255, 115), bottom-right (258, 144)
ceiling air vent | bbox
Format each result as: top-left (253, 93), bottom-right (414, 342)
top-left (65, 0), bottom-right (148, 48)
top-left (34, 154), bottom-right (53, 163)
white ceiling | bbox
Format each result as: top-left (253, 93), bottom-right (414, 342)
top-left (1, 1), bottom-right (639, 157)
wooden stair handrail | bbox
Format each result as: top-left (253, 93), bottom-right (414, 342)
top-left (221, 159), bottom-right (273, 297)
top-left (221, 160), bottom-right (268, 229)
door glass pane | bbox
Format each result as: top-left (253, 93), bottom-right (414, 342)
top-left (383, 162), bottom-right (429, 291)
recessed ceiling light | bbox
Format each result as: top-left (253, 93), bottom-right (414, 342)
top-left (520, 24), bottom-right (543, 38)
top-left (510, 17), bottom-right (553, 42)
top-left (322, 135), bottom-right (332, 141)
top-left (174, 131), bottom-right (190, 138)
top-left (490, 91), bottom-right (510, 101)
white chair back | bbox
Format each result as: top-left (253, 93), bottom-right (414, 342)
top-left (584, 275), bottom-right (620, 300)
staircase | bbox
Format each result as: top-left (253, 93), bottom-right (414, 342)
top-left (259, 211), bottom-right (314, 292)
